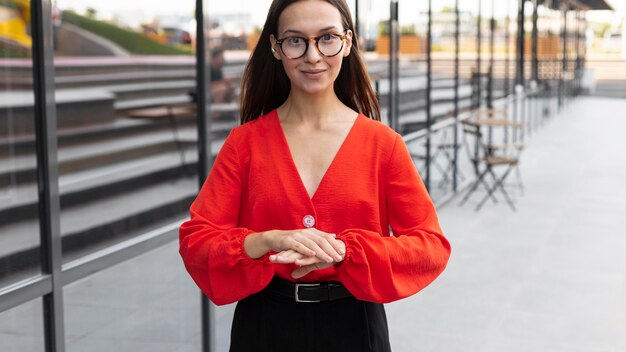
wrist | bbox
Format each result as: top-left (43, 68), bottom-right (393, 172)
top-left (244, 231), bottom-right (272, 259)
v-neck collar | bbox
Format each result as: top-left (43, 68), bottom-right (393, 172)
top-left (272, 109), bottom-right (362, 203)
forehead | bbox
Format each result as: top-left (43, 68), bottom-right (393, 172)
top-left (277, 1), bottom-right (344, 36)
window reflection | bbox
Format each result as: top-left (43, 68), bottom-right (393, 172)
top-left (50, 1), bottom-right (199, 263)
top-left (0, 297), bottom-right (44, 351)
top-left (0, 0), bottom-right (41, 287)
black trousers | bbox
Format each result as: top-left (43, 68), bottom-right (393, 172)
top-left (230, 283), bottom-right (392, 352)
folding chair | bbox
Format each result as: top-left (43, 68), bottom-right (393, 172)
top-left (459, 114), bottom-right (522, 211)
top-left (429, 122), bottom-right (466, 189)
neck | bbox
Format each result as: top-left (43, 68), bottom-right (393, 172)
top-left (278, 88), bottom-right (344, 126)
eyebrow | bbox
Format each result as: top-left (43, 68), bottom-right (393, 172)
top-left (281, 26), bottom-right (341, 37)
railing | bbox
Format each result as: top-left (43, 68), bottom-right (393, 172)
top-left (402, 74), bottom-right (572, 208)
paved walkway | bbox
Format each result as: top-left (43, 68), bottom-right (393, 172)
top-left (386, 96), bottom-right (626, 352)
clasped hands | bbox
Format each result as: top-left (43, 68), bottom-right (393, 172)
top-left (264, 228), bottom-right (345, 279)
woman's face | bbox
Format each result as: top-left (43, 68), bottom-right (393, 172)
top-left (269, 0), bottom-right (352, 96)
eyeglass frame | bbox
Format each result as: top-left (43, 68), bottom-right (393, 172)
top-left (273, 30), bottom-right (350, 59)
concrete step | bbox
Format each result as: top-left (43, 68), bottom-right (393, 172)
top-left (0, 126), bottom-right (197, 188)
top-left (0, 136), bottom-right (227, 225)
top-left (0, 175), bottom-right (200, 276)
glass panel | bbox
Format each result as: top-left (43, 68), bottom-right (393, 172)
top-left (364, 0), bottom-right (390, 124)
top-left (423, 0), bottom-right (460, 201)
top-left (64, 241), bottom-right (201, 351)
top-left (459, 0), bottom-right (480, 109)
top-left (0, 298), bottom-right (45, 351)
top-left (393, 0), bottom-right (428, 135)
top-left (53, 1), bottom-right (199, 262)
top-left (0, 0), bottom-right (42, 287)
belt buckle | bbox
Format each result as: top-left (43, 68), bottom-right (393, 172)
top-left (294, 283), bottom-right (321, 303)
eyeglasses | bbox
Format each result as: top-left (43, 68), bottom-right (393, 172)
top-left (274, 31), bottom-right (348, 59)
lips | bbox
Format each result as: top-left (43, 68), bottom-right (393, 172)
top-left (301, 69), bottom-right (326, 78)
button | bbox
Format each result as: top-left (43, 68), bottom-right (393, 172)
top-left (302, 215), bottom-right (315, 228)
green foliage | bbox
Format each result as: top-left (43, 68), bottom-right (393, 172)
top-left (85, 7), bottom-right (97, 18)
top-left (400, 25), bottom-right (416, 36)
top-left (62, 11), bottom-right (192, 55)
top-left (0, 47), bottom-right (29, 58)
top-left (378, 21), bottom-right (389, 36)
top-left (440, 6), bottom-right (455, 13)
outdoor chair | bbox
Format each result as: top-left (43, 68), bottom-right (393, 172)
top-left (459, 109), bottom-right (524, 211)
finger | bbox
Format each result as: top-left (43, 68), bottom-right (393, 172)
top-left (269, 249), bottom-right (298, 263)
top-left (277, 250), bottom-right (305, 264)
top-left (331, 237), bottom-right (346, 257)
top-left (291, 262), bottom-right (330, 279)
top-left (313, 235), bottom-right (344, 262)
top-left (288, 240), bottom-right (317, 258)
top-left (301, 230), bottom-right (343, 262)
top-left (294, 256), bottom-right (323, 267)
top-left (291, 236), bottom-right (334, 263)
top-left (291, 265), bottom-right (314, 279)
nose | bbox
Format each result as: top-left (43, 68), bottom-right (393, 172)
top-left (303, 38), bottom-right (322, 63)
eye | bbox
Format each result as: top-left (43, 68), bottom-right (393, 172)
top-left (320, 34), bottom-right (335, 42)
top-left (286, 37), bottom-right (304, 45)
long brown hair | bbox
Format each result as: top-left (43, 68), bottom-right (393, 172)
top-left (239, 0), bottom-right (380, 124)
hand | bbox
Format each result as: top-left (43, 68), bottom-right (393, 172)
top-left (270, 240), bottom-right (346, 279)
top-left (264, 228), bottom-right (345, 264)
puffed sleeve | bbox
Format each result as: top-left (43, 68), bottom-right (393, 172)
top-left (179, 128), bottom-right (275, 305)
top-left (335, 133), bottom-right (451, 303)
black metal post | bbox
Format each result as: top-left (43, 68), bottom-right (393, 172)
top-left (425, 0), bottom-right (432, 191)
top-left (515, 0), bottom-right (525, 86)
top-left (389, 1), bottom-right (399, 132)
top-left (31, 0), bottom-right (64, 351)
top-left (487, 0), bottom-right (494, 106)
top-left (559, 7), bottom-right (567, 108)
top-left (505, 0), bottom-right (511, 95)
top-left (196, 1), bottom-right (215, 351)
top-left (476, 0), bottom-right (482, 105)
top-left (355, 0), bottom-right (360, 41)
top-left (574, 10), bottom-right (581, 94)
top-left (453, 0), bottom-right (460, 192)
top-left (532, 0), bottom-right (539, 82)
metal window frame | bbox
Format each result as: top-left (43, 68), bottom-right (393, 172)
top-left (388, 0), bottom-right (399, 132)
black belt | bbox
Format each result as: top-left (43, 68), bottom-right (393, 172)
top-left (267, 277), bottom-right (353, 303)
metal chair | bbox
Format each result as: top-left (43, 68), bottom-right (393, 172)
top-left (459, 112), bottom-right (523, 211)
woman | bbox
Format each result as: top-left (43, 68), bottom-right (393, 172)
top-left (179, 0), bottom-right (451, 351)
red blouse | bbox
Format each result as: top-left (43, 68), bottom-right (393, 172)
top-left (179, 110), bottom-right (451, 305)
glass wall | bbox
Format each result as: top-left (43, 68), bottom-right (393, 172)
top-left (0, 0), bottom-right (41, 288)
top-left (51, 0), bottom-right (199, 263)
top-left (64, 242), bottom-right (200, 350)
top-left (0, 298), bottom-right (44, 351)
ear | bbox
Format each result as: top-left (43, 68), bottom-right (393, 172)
top-left (343, 29), bottom-right (353, 57)
top-left (269, 34), bottom-right (281, 60)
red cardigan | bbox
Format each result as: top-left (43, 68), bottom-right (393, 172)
top-left (179, 109), bottom-right (451, 305)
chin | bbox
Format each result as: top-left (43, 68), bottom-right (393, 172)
top-left (294, 82), bottom-right (334, 95)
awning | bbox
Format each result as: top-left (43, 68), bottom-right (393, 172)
top-left (537, 0), bottom-right (613, 11)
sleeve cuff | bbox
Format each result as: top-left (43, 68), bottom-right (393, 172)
top-left (334, 231), bottom-right (355, 275)
top-left (236, 230), bottom-right (271, 266)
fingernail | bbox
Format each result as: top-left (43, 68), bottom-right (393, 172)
top-left (330, 233), bottom-right (336, 237)
top-left (269, 255), bottom-right (276, 261)
top-left (334, 255), bottom-right (343, 262)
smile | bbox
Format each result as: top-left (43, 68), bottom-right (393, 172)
top-left (301, 70), bottom-right (326, 78)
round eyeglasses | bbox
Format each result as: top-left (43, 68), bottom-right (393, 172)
top-left (274, 32), bottom-right (348, 59)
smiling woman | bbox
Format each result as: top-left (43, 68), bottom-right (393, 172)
top-left (178, 1), bottom-right (451, 351)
